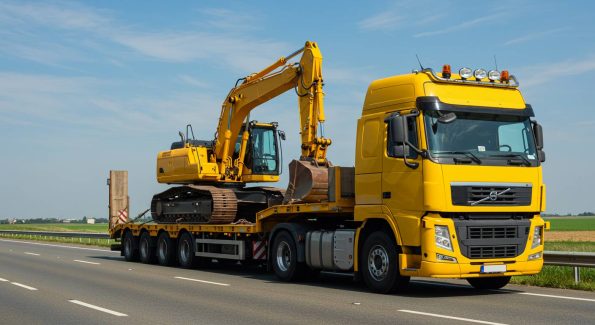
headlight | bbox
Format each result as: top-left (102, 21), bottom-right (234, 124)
top-left (459, 67), bottom-right (472, 79)
top-left (488, 70), bottom-right (500, 81)
top-left (435, 225), bottom-right (453, 251)
top-left (531, 226), bottom-right (542, 249)
top-left (474, 69), bottom-right (487, 80)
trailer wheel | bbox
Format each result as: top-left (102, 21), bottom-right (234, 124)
top-left (467, 276), bottom-right (511, 290)
top-left (272, 230), bottom-right (308, 281)
top-left (157, 232), bottom-right (177, 266)
top-left (177, 232), bottom-right (198, 268)
top-left (139, 232), bottom-right (157, 264)
top-left (361, 230), bottom-right (409, 293)
top-left (122, 231), bottom-right (138, 262)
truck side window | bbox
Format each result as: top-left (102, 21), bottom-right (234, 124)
top-left (387, 116), bottom-right (418, 159)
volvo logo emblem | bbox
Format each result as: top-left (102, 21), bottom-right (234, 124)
top-left (489, 191), bottom-right (499, 201)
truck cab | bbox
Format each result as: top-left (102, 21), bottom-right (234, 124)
top-left (355, 66), bottom-right (547, 290)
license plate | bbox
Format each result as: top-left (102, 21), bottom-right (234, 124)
top-left (480, 264), bottom-right (506, 273)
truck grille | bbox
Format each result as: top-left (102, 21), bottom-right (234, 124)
top-left (468, 227), bottom-right (517, 239)
top-left (451, 183), bottom-right (532, 206)
top-left (469, 245), bottom-right (517, 259)
top-left (453, 218), bottom-right (530, 260)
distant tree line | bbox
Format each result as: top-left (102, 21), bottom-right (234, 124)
top-left (0, 217), bottom-right (109, 224)
top-left (543, 212), bottom-right (595, 217)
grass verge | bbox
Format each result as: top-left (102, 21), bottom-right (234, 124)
top-left (0, 233), bottom-right (115, 248)
top-left (0, 223), bottom-right (108, 232)
top-left (512, 265), bottom-right (595, 291)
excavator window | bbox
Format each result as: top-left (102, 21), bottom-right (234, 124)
top-left (245, 127), bottom-right (279, 175)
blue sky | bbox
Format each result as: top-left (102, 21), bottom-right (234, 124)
top-left (1, 0), bottom-right (594, 219)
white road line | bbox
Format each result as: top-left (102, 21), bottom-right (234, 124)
top-left (399, 310), bottom-right (508, 325)
top-left (73, 259), bottom-right (101, 265)
top-left (24, 252), bottom-right (40, 256)
top-left (68, 300), bottom-right (127, 317)
top-left (519, 292), bottom-right (595, 303)
top-left (0, 277), bottom-right (9, 282)
top-left (11, 282), bottom-right (38, 291)
top-left (0, 239), bottom-right (118, 253)
top-left (174, 276), bottom-right (230, 286)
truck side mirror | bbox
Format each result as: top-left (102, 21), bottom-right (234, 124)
top-left (533, 122), bottom-right (544, 150)
top-left (386, 114), bottom-right (406, 144)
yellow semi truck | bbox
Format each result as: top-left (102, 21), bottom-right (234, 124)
top-left (110, 42), bottom-right (547, 293)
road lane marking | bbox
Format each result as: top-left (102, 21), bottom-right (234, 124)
top-left (11, 282), bottom-right (38, 291)
top-left (24, 252), bottom-right (40, 256)
top-left (73, 259), bottom-right (101, 265)
top-left (0, 239), bottom-right (118, 253)
top-left (398, 310), bottom-right (508, 325)
top-left (0, 277), bottom-right (8, 282)
top-left (518, 292), bottom-right (595, 303)
top-left (68, 300), bottom-right (127, 317)
top-left (174, 276), bottom-right (230, 286)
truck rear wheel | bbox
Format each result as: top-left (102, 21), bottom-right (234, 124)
top-left (139, 232), bottom-right (157, 264)
top-left (467, 276), bottom-right (511, 290)
top-left (122, 231), bottom-right (138, 262)
top-left (361, 230), bottom-right (409, 293)
top-left (157, 232), bottom-right (177, 266)
top-left (272, 230), bottom-right (308, 281)
top-left (177, 232), bottom-right (198, 268)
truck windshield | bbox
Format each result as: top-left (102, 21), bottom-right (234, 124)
top-left (423, 111), bottom-right (538, 165)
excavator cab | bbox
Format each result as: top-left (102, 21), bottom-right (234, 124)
top-left (236, 121), bottom-right (284, 182)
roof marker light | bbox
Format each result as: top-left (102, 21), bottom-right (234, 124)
top-left (500, 70), bottom-right (510, 82)
top-left (488, 70), bottom-right (500, 82)
top-left (459, 67), bottom-right (472, 80)
top-left (442, 64), bottom-right (451, 79)
top-left (473, 69), bottom-right (487, 80)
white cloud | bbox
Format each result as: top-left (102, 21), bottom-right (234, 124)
top-left (504, 27), bottom-right (569, 46)
top-left (414, 12), bottom-right (505, 38)
top-left (520, 56), bottom-right (595, 87)
top-left (358, 12), bottom-right (401, 31)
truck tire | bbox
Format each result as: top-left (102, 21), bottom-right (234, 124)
top-left (361, 230), bottom-right (409, 293)
top-left (157, 232), bottom-right (177, 266)
top-left (467, 276), bottom-right (511, 290)
top-left (177, 232), bottom-right (198, 268)
top-left (139, 232), bottom-right (157, 264)
top-left (122, 231), bottom-right (138, 262)
top-left (272, 230), bottom-right (309, 281)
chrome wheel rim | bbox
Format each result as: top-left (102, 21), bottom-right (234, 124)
top-left (276, 241), bottom-right (291, 272)
top-left (368, 245), bottom-right (389, 281)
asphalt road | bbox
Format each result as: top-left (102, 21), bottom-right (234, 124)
top-left (1, 238), bottom-right (594, 325)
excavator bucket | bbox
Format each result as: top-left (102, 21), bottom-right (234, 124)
top-left (284, 160), bottom-right (329, 203)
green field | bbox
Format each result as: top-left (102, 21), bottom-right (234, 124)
top-left (512, 266), bottom-right (595, 291)
top-left (545, 241), bottom-right (595, 252)
top-left (0, 223), bottom-right (108, 232)
top-left (545, 216), bottom-right (595, 231)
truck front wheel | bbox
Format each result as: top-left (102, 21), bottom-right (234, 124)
top-left (361, 231), bottom-right (409, 293)
top-left (272, 231), bottom-right (308, 281)
top-left (467, 276), bottom-right (511, 290)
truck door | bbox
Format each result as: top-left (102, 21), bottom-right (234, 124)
top-left (382, 111), bottom-right (424, 246)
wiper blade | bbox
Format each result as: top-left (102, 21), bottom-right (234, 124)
top-left (432, 151), bottom-right (481, 164)
top-left (490, 153), bottom-right (532, 166)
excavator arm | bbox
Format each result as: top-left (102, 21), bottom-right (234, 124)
top-left (213, 41), bottom-right (331, 180)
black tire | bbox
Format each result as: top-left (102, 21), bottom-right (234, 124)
top-left (139, 232), bottom-right (157, 264)
top-left (467, 276), bottom-right (511, 290)
top-left (122, 231), bottom-right (138, 262)
top-left (271, 231), bottom-right (309, 281)
top-left (157, 232), bottom-right (177, 266)
top-left (360, 231), bottom-right (410, 294)
top-left (177, 232), bottom-right (199, 269)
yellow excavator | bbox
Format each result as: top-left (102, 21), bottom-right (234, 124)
top-left (151, 41), bottom-right (331, 223)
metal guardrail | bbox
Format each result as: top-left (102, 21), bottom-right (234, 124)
top-left (0, 230), bottom-right (592, 282)
top-left (0, 230), bottom-right (109, 239)
top-left (544, 250), bottom-right (595, 283)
